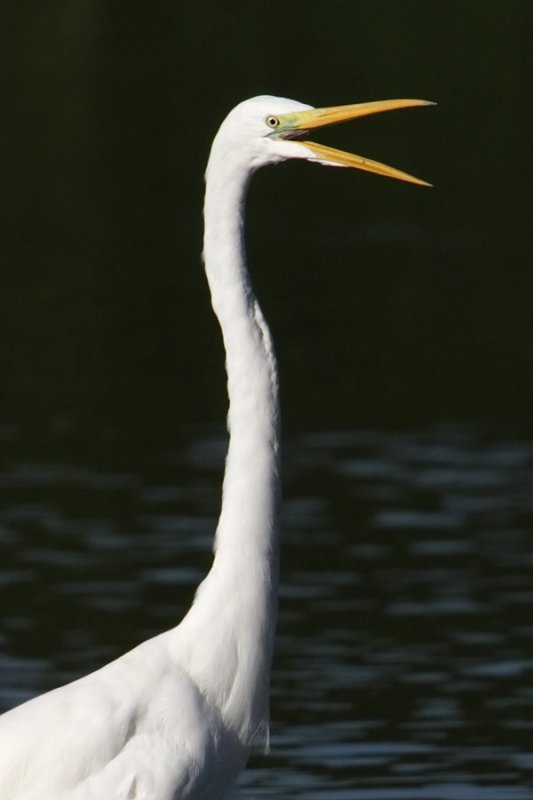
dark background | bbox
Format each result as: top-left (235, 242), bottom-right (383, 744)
top-left (1, 6), bottom-right (533, 795)
top-left (1, 1), bottom-right (531, 445)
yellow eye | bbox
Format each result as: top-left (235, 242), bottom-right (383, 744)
top-left (266, 116), bottom-right (280, 129)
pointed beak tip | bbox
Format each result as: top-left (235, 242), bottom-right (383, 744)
top-left (282, 97), bottom-right (435, 187)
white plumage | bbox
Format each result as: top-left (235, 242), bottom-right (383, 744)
top-left (0, 95), bottom-right (430, 799)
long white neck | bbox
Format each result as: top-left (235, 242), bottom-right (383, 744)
top-left (172, 135), bottom-right (281, 746)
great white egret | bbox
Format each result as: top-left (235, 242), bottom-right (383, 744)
top-left (0, 95), bottom-right (430, 799)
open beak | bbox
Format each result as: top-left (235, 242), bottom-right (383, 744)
top-left (275, 98), bottom-right (433, 186)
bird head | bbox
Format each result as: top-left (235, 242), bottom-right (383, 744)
top-left (211, 94), bottom-right (432, 186)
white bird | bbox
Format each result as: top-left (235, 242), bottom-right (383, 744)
top-left (0, 95), bottom-right (430, 799)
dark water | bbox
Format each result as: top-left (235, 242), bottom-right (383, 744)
top-left (1, 424), bottom-right (532, 798)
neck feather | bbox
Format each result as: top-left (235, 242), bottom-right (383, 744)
top-left (173, 141), bottom-right (281, 745)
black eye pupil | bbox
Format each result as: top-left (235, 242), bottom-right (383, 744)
top-left (268, 116), bottom-right (279, 128)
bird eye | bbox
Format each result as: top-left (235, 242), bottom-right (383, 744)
top-left (266, 116), bottom-right (280, 128)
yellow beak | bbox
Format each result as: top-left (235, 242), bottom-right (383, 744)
top-left (276, 98), bottom-right (433, 186)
